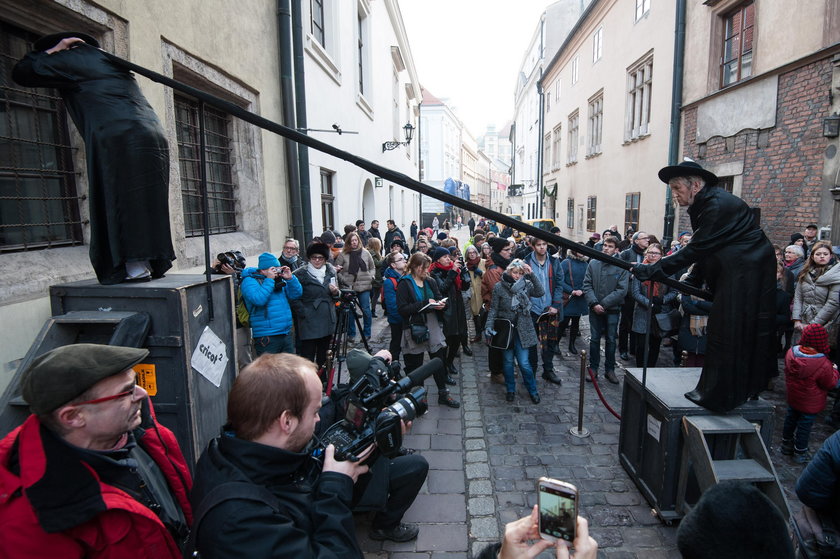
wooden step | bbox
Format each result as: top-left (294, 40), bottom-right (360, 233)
top-left (713, 459), bottom-right (775, 483)
top-left (684, 414), bottom-right (756, 435)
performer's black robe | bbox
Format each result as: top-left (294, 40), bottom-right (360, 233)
top-left (658, 185), bottom-right (776, 412)
top-left (14, 44), bottom-right (175, 284)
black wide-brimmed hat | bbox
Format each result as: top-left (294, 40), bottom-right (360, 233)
top-left (658, 160), bottom-right (718, 187)
top-left (34, 31), bottom-right (100, 52)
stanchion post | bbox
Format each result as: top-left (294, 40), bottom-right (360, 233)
top-left (570, 349), bottom-right (591, 438)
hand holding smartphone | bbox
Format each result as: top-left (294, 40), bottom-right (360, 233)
top-left (538, 477), bottom-right (578, 543)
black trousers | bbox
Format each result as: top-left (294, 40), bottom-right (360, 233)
top-left (618, 298), bottom-right (635, 354)
top-left (389, 323), bottom-right (403, 362)
top-left (403, 350), bottom-right (449, 390)
top-left (488, 346), bottom-right (503, 375)
top-left (300, 336), bottom-right (331, 369)
top-left (634, 332), bottom-right (662, 368)
top-left (353, 454), bottom-right (429, 529)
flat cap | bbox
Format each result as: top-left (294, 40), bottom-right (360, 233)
top-left (21, 343), bottom-right (148, 415)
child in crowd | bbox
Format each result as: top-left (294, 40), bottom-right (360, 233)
top-left (782, 323), bottom-right (840, 463)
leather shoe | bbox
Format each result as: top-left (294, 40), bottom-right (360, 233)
top-left (542, 371), bottom-right (562, 385)
top-left (506, 392), bottom-right (515, 402)
top-left (620, 352), bottom-right (630, 361)
top-left (605, 370), bottom-right (619, 384)
top-left (369, 523), bottom-right (419, 542)
top-left (490, 373), bottom-right (505, 385)
top-left (462, 345), bottom-right (473, 356)
top-left (445, 375), bottom-right (457, 386)
top-left (438, 392), bottom-right (460, 408)
top-left (530, 393), bottom-right (541, 404)
top-left (585, 369), bottom-right (596, 383)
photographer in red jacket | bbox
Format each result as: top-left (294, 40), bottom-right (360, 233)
top-left (0, 344), bottom-right (192, 558)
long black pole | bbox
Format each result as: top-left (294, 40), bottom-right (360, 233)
top-left (104, 49), bottom-right (711, 301)
top-left (198, 100), bottom-right (214, 321)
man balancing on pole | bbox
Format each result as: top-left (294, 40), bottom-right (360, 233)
top-left (632, 160), bottom-right (776, 413)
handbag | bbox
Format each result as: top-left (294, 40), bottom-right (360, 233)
top-left (653, 308), bottom-right (681, 337)
top-left (562, 260), bottom-right (573, 306)
top-left (409, 313), bottom-right (430, 344)
top-left (489, 318), bottom-right (513, 350)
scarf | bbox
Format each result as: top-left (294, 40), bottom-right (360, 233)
top-left (490, 251), bottom-right (512, 270)
top-left (503, 273), bottom-right (531, 316)
top-left (307, 262), bottom-right (326, 283)
top-left (688, 297), bottom-right (708, 337)
top-left (347, 249), bottom-right (367, 276)
top-left (641, 254), bottom-right (662, 297)
top-left (430, 260), bottom-right (462, 290)
top-left (466, 253), bottom-right (482, 272)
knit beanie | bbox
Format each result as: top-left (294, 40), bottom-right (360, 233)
top-left (431, 247), bottom-right (450, 262)
top-left (320, 230), bottom-right (336, 244)
top-left (800, 323), bottom-right (830, 355)
top-left (790, 232), bottom-right (805, 245)
top-left (488, 237), bottom-right (511, 254)
top-left (437, 232), bottom-right (448, 241)
top-left (258, 252), bottom-right (280, 270)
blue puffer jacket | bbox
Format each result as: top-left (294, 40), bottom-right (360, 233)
top-left (383, 267), bottom-right (403, 325)
top-left (240, 267), bottom-right (303, 337)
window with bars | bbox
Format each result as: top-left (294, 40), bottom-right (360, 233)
top-left (635, 0), bottom-right (650, 22)
top-left (0, 22), bottom-right (82, 252)
top-left (626, 55), bottom-right (653, 141)
top-left (587, 93), bottom-right (603, 156)
top-left (174, 95), bottom-right (237, 237)
top-left (320, 169), bottom-right (335, 231)
top-left (721, 1), bottom-right (754, 87)
top-left (567, 111), bottom-right (579, 164)
top-left (311, 0), bottom-right (325, 47)
top-left (624, 192), bottom-right (640, 233)
top-left (586, 196), bottom-right (597, 232)
top-left (567, 198), bottom-right (574, 229)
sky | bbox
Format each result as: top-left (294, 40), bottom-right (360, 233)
top-left (400, 0), bottom-right (554, 138)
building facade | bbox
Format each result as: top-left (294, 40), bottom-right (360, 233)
top-left (304, 0), bottom-right (421, 235)
top-left (679, 0), bottom-right (840, 246)
top-left (420, 88), bottom-right (463, 228)
top-left (540, 0), bottom-right (676, 241)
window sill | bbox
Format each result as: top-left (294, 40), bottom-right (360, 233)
top-left (584, 151), bottom-right (602, 160)
top-left (356, 93), bottom-right (374, 120)
top-left (305, 33), bottom-right (341, 86)
top-left (565, 160), bottom-right (578, 167)
top-left (622, 132), bottom-right (651, 146)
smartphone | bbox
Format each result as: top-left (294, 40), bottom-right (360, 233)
top-left (437, 297), bottom-right (449, 305)
top-left (537, 477), bottom-right (578, 543)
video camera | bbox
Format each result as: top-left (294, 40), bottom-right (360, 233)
top-left (338, 288), bottom-right (357, 304)
top-left (314, 357), bottom-right (440, 463)
top-left (214, 250), bottom-right (246, 273)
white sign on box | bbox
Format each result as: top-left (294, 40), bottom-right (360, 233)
top-left (191, 326), bottom-right (229, 387)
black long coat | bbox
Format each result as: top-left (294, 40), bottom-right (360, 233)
top-left (14, 44), bottom-right (175, 284)
top-left (658, 185), bottom-right (776, 412)
top-left (429, 264), bottom-right (471, 338)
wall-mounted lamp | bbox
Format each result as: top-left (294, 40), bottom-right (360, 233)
top-left (382, 122), bottom-right (415, 152)
top-left (824, 114), bottom-right (840, 138)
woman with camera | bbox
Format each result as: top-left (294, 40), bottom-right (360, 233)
top-left (335, 231), bottom-right (376, 343)
top-left (396, 252), bottom-right (460, 408)
top-left (429, 247), bottom-right (472, 375)
top-left (485, 259), bottom-right (544, 404)
top-left (291, 242), bottom-right (339, 368)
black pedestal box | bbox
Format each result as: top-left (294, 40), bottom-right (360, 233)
top-left (618, 367), bottom-right (775, 522)
top-left (50, 274), bottom-right (236, 467)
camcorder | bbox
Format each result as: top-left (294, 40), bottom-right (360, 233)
top-left (314, 357), bottom-right (441, 463)
top-left (339, 289), bottom-right (357, 304)
top-left (214, 250), bottom-right (246, 273)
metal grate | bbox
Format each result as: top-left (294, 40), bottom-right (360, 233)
top-left (0, 22), bottom-right (83, 252)
top-left (174, 94), bottom-right (237, 237)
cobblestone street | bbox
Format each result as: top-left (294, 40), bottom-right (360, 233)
top-left (354, 313), bottom-right (833, 558)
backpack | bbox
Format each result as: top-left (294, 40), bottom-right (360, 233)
top-left (235, 288), bottom-right (250, 328)
top-left (380, 276), bottom-right (398, 312)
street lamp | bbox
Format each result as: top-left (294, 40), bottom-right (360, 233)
top-left (382, 122), bottom-right (415, 152)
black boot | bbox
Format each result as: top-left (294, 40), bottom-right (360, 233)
top-left (568, 334), bottom-right (578, 355)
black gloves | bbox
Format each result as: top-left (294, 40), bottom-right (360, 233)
top-left (633, 261), bottom-right (666, 282)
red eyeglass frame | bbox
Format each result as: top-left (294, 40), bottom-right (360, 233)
top-left (74, 385), bottom-right (137, 406)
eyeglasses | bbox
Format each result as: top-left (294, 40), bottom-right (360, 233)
top-left (647, 252), bottom-right (662, 256)
top-left (637, 236), bottom-right (650, 241)
top-left (283, 246), bottom-right (298, 251)
top-left (309, 255), bottom-right (325, 260)
top-left (75, 384), bottom-right (138, 406)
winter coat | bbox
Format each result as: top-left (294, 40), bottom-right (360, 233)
top-left (335, 249), bottom-right (376, 293)
top-left (369, 250), bottom-right (384, 289)
top-left (240, 267), bottom-right (303, 337)
top-left (784, 346), bottom-right (839, 414)
top-left (466, 260), bottom-right (487, 316)
top-left (583, 259), bottom-right (629, 313)
top-left (191, 431), bottom-right (361, 559)
top-left (796, 430), bottom-right (840, 525)
top-left (630, 278), bottom-right (679, 334)
top-left (678, 296), bottom-right (713, 355)
top-left (396, 275), bottom-right (446, 354)
top-left (559, 256), bottom-right (589, 318)
top-left (485, 273), bottom-right (545, 349)
top-left (429, 263), bottom-right (471, 337)
top-left (291, 264), bottom-right (338, 340)
top-left (0, 401), bottom-right (193, 559)
top-left (525, 251), bottom-right (565, 319)
top-left (383, 267), bottom-right (403, 325)
top-left (481, 261), bottom-right (505, 306)
top-left (786, 257), bottom-right (805, 279)
top-left (384, 228), bottom-right (406, 252)
top-left (792, 263), bottom-right (840, 345)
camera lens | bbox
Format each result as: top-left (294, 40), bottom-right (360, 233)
top-left (386, 387), bottom-right (428, 422)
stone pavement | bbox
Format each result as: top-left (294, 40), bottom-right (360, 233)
top-left (354, 313), bottom-right (833, 558)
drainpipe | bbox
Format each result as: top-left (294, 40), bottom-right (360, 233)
top-left (292, 0), bottom-right (314, 243)
top-left (537, 81), bottom-right (545, 220)
top-left (417, 101), bottom-right (423, 223)
top-left (278, 0), bottom-right (304, 243)
top-left (662, 0), bottom-right (686, 249)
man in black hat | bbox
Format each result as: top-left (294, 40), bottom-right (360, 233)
top-left (633, 160), bottom-right (776, 412)
top-left (0, 344), bottom-right (192, 559)
top-left (13, 33), bottom-right (175, 285)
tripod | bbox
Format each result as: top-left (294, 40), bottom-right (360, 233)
top-left (321, 292), bottom-right (372, 394)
